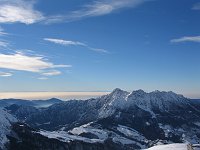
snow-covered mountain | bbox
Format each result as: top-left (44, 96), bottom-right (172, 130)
top-left (25, 88), bottom-right (198, 131)
top-left (99, 88), bottom-right (192, 118)
top-left (2, 88), bottom-right (200, 150)
top-left (0, 109), bottom-right (17, 150)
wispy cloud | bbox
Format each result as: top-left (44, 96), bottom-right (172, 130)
top-left (45, 0), bottom-right (146, 24)
top-left (44, 38), bottom-right (85, 46)
top-left (88, 47), bottom-right (109, 53)
top-left (171, 36), bottom-right (200, 43)
top-left (0, 26), bottom-right (7, 35)
top-left (38, 77), bottom-right (48, 80)
top-left (41, 70), bottom-right (61, 76)
top-left (0, 52), bottom-right (71, 74)
top-left (0, 27), bottom-right (9, 49)
top-left (0, 72), bottom-right (12, 77)
top-left (0, 40), bottom-right (9, 47)
top-left (44, 38), bottom-right (109, 53)
top-left (0, 0), bottom-right (44, 24)
top-left (192, 2), bottom-right (200, 10)
top-left (0, 0), bottom-right (147, 25)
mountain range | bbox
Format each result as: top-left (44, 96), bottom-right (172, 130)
top-left (0, 88), bottom-right (200, 150)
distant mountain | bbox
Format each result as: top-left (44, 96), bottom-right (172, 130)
top-left (191, 99), bottom-right (200, 105)
top-left (31, 98), bottom-right (63, 108)
top-left (0, 98), bottom-right (63, 108)
top-left (2, 89), bottom-right (200, 150)
top-left (5, 104), bottom-right (39, 121)
top-left (0, 99), bottom-right (34, 108)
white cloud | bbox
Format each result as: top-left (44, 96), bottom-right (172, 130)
top-left (0, 26), bottom-right (7, 35)
top-left (0, 27), bottom-right (9, 48)
top-left (0, 72), bottom-right (12, 77)
top-left (45, 0), bottom-right (146, 24)
top-left (0, 0), bottom-right (147, 24)
top-left (38, 77), bottom-right (48, 80)
top-left (41, 70), bottom-right (61, 76)
top-left (82, 0), bottom-right (143, 16)
top-left (88, 47), bottom-right (109, 53)
top-left (0, 52), bottom-right (71, 73)
top-left (44, 38), bottom-right (85, 46)
top-left (192, 2), bottom-right (200, 10)
top-left (171, 36), bottom-right (200, 43)
top-left (44, 38), bottom-right (109, 53)
top-left (0, 41), bottom-right (9, 47)
top-left (0, 0), bottom-right (44, 24)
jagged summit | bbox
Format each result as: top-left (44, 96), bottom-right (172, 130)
top-left (112, 88), bottom-right (123, 92)
top-left (110, 88), bottom-right (129, 98)
top-left (98, 88), bottom-right (190, 118)
top-left (150, 90), bottom-right (184, 98)
top-left (110, 88), bottom-right (128, 95)
top-left (110, 89), bottom-right (185, 100)
top-left (128, 89), bottom-right (146, 98)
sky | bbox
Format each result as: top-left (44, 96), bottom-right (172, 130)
top-left (0, 0), bottom-right (199, 98)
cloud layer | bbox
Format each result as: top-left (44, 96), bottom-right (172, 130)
top-left (171, 36), bottom-right (200, 43)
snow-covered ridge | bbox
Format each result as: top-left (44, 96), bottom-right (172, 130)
top-left (0, 109), bottom-right (17, 149)
top-left (99, 88), bottom-right (189, 118)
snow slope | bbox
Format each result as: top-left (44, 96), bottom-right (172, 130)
top-left (39, 122), bottom-right (146, 147)
top-left (39, 130), bottom-right (105, 144)
top-left (0, 109), bottom-right (17, 149)
top-left (117, 125), bottom-right (147, 143)
top-left (144, 143), bottom-right (189, 150)
top-left (69, 122), bottom-right (108, 140)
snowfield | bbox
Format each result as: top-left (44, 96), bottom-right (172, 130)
top-left (39, 128), bottom-right (107, 144)
top-left (69, 122), bottom-right (108, 140)
top-left (144, 143), bottom-right (191, 150)
top-left (117, 125), bottom-right (147, 142)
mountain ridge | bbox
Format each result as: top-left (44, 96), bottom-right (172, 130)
top-left (1, 88), bottom-right (200, 150)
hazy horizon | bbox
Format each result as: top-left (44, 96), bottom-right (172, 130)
top-left (0, 91), bottom-right (110, 100)
top-left (0, 90), bottom-right (199, 100)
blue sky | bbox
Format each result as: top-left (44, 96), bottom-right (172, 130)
top-left (0, 0), bottom-right (199, 98)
